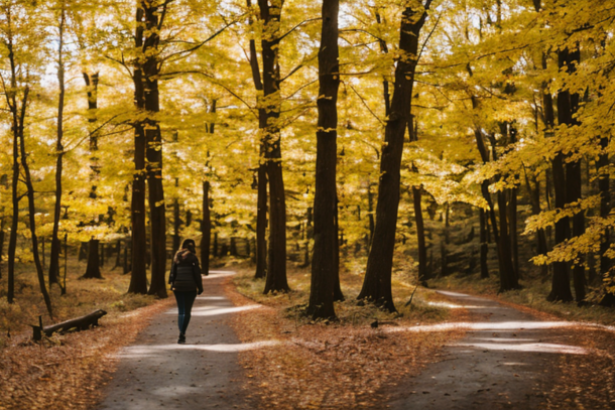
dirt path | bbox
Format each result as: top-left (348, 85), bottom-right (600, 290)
top-left (96, 271), bottom-right (253, 410)
top-left (386, 290), bottom-right (587, 410)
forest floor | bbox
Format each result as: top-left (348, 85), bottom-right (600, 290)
top-left (3, 256), bottom-right (615, 410)
top-left (0, 254), bottom-right (172, 410)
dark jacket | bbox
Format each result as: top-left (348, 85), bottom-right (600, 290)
top-left (169, 249), bottom-right (203, 293)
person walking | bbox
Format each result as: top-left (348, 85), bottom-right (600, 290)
top-left (169, 239), bottom-right (203, 344)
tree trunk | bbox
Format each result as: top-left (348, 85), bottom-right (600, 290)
top-left (6, 81), bottom-right (20, 306)
top-left (367, 183), bottom-right (375, 245)
top-left (597, 136), bottom-right (614, 305)
top-left (257, 0), bottom-right (289, 294)
top-left (524, 170), bottom-right (549, 276)
top-left (409, 119), bottom-right (428, 285)
top-left (549, 48), bottom-right (581, 302)
top-left (19, 89), bottom-right (53, 318)
top-left (255, 164), bottom-right (268, 278)
top-left (0, 214), bottom-right (5, 280)
top-left (247, 0), bottom-right (268, 280)
top-left (479, 208), bottom-right (489, 278)
top-left (358, 4), bottom-right (430, 312)
top-left (141, 2), bottom-right (167, 299)
top-left (82, 239), bottom-right (102, 279)
top-left (213, 232), bottom-right (218, 257)
top-left (201, 181), bottom-right (211, 276)
top-left (508, 127), bottom-right (520, 282)
top-left (123, 238), bottom-right (131, 275)
top-left (81, 71), bottom-right (101, 283)
top-left (440, 204), bottom-right (450, 277)
top-left (173, 179), bottom-right (181, 253)
top-left (50, 9), bottom-right (66, 287)
top-left (128, 6), bottom-right (148, 294)
top-left (333, 199), bottom-right (344, 301)
top-left (308, 0), bottom-right (341, 319)
top-left (470, 105), bottom-right (516, 290)
top-left (113, 239), bottom-right (122, 270)
top-left (549, 149), bottom-right (572, 301)
top-left (413, 186), bottom-right (428, 284)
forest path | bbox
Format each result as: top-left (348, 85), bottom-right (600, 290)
top-left (386, 290), bottom-right (587, 410)
top-left (96, 271), bottom-right (253, 410)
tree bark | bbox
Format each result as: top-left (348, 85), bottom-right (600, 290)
top-left (141, 2), bottom-right (167, 299)
top-left (358, 3), bottom-right (431, 312)
top-left (173, 177), bottom-right (181, 253)
top-left (82, 239), bottom-right (102, 279)
top-left (409, 119), bottom-right (427, 284)
top-left (0, 214), bottom-right (5, 280)
top-left (255, 163), bottom-right (267, 279)
top-left (479, 208), bottom-right (489, 278)
top-left (413, 185), bottom-right (428, 284)
top-left (256, 0), bottom-right (289, 294)
top-left (548, 48), bottom-right (580, 302)
top-left (563, 48), bottom-right (585, 303)
top-left (247, 0), bottom-right (268, 280)
top-left (18, 88), bottom-right (53, 318)
top-left (308, 0), bottom-right (341, 319)
top-left (201, 181), bottom-right (211, 276)
top-left (597, 136), bottom-right (613, 305)
top-left (81, 71), bottom-right (102, 280)
top-left (50, 8), bottom-right (66, 287)
top-left (128, 4), bottom-right (148, 294)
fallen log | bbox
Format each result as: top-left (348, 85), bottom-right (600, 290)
top-left (31, 309), bottom-right (107, 341)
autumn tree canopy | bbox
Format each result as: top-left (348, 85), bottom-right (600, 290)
top-left (1, 0), bottom-right (615, 317)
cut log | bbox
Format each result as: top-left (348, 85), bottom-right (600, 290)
top-left (31, 309), bottom-right (107, 341)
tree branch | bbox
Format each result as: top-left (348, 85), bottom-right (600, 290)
top-left (278, 17), bottom-right (321, 42)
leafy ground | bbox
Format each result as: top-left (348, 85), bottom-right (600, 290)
top-left (0, 253), bottom-right (173, 410)
top-left (226, 259), bottom-right (467, 410)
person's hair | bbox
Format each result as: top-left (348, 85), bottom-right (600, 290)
top-left (181, 239), bottom-right (196, 253)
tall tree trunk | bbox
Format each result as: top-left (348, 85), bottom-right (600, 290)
top-left (563, 48), bottom-right (585, 303)
top-left (479, 208), bottom-right (489, 278)
top-left (470, 98), bottom-right (515, 290)
top-left (81, 70), bottom-right (103, 280)
top-left (50, 8), bottom-right (66, 286)
top-left (598, 136), bottom-right (614, 305)
top-left (255, 162), bottom-right (267, 279)
top-left (257, 0), bottom-right (289, 294)
top-left (247, 0), bottom-right (268, 280)
top-left (5, 57), bottom-right (21, 305)
top-left (550, 150), bottom-right (572, 301)
top-left (128, 5), bottom-right (148, 294)
top-left (141, 2), bottom-right (167, 298)
top-left (84, 240), bottom-right (101, 280)
top-left (0, 213), bottom-right (5, 280)
top-left (18, 88), bottom-right (53, 318)
top-left (409, 120), bottom-right (428, 285)
top-left (367, 183), bottom-right (375, 244)
top-left (523, 169), bottom-right (549, 276)
top-left (358, 3), bottom-right (431, 312)
top-left (508, 131), bottom-right (520, 282)
top-left (173, 177), bottom-right (181, 252)
top-left (201, 181), bottom-right (211, 276)
top-left (308, 0), bottom-right (341, 319)
top-left (549, 48), bottom-right (581, 302)
top-left (413, 185), bottom-right (428, 284)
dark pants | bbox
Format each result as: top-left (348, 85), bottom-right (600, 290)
top-left (173, 290), bottom-right (197, 335)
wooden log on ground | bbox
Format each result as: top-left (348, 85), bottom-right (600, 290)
top-left (31, 309), bottom-right (107, 341)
